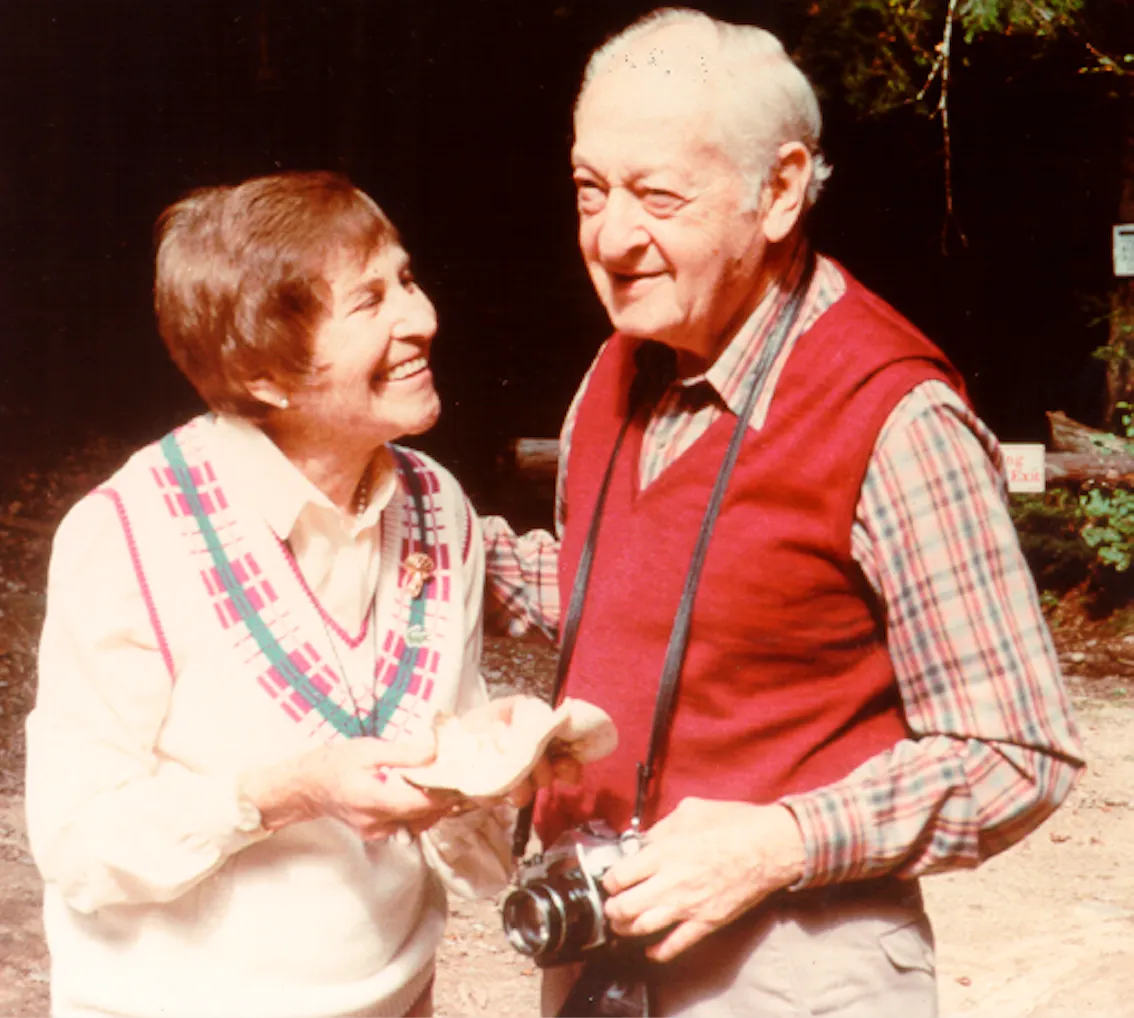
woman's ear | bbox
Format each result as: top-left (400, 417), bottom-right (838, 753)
top-left (245, 378), bottom-right (291, 411)
top-left (760, 142), bottom-right (812, 245)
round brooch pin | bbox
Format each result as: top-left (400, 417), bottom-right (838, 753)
top-left (402, 552), bottom-right (435, 599)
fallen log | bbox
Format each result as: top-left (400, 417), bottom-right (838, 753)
top-left (1045, 452), bottom-right (1134, 486)
top-left (509, 415), bottom-right (1134, 489)
top-left (509, 439), bottom-right (559, 482)
top-left (1047, 410), bottom-right (1134, 457)
top-left (1045, 412), bottom-right (1134, 487)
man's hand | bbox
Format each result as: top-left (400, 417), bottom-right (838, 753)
top-left (458, 695), bottom-right (583, 807)
top-left (242, 735), bottom-right (461, 840)
top-left (601, 799), bottom-right (806, 962)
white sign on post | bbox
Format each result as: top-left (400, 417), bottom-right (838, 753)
top-left (1113, 224), bottom-right (1134, 278)
top-left (1002, 443), bottom-right (1046, 493)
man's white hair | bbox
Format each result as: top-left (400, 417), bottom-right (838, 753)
top-left (577, 7), bottom-right (832, 210)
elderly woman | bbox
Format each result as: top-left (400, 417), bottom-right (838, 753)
top-left (26, 171), bottom-right (522, 1018)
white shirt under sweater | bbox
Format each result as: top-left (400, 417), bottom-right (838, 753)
top-left (26, 414), bottom-right (511, 1018)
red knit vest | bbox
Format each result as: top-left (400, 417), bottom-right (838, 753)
top-left (534, 270), bottom-right (967, 843)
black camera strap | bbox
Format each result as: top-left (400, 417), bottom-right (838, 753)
top-left (554, 342), bottom-right (679, 706)
top-left (632, 249), bottom-right (815, 829)
top-left (511, 341), bottom-right (676, 857)
top-left (511, 251), bottom-right (815, 856)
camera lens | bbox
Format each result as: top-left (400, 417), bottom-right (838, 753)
top-left (502, 872), bottom-right (601, 964)
top-left (502, 886), bottom-right (562, 957)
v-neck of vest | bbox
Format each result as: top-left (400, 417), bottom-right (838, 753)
top-left (626, 407), bottom-right (747, 507)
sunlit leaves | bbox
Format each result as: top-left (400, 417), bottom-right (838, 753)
top-left (798, 0), bottom-right (1108, 116)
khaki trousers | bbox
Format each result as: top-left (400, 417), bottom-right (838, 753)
top-left (542, 880), bottom-right (935, 1018)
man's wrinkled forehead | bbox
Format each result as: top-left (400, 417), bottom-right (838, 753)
top-left (582, 21), bottom-right (723, 101)
top-left (574, 24), bottom-right (735, 149)
top-left (572, 39), bottom-right (733, 173)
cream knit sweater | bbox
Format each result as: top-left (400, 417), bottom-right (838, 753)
top-left (27, 415), bottom-right (511, 1017)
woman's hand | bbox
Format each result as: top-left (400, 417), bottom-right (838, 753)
top-left (241, 735), bottom-right (462, 841)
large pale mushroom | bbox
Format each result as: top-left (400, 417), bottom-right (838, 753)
top-left (402, 696), bottom-right (617, 799)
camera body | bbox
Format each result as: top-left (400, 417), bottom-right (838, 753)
top-left (502, 820), bottom-right (641, 968)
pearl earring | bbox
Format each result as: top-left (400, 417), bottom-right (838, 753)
top-left (279, 397), bottom-right (290, 410)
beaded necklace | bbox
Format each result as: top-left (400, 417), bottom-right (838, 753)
top-left (322, 447), bottom-right (435, 738)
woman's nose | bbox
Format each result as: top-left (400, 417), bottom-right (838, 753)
top-left (391, 285), bottom-right (438, 341)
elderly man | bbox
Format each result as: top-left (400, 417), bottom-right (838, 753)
top-left (484, 8), bottom-right (1083, 1017)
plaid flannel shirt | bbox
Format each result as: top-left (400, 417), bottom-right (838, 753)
top-left (482, 253), bottom-right (1083, 888)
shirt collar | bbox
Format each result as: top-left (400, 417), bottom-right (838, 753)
top-left (210, 414), bottom-right (396, 541)
top-left (681, 249), bottom-right (846, 430)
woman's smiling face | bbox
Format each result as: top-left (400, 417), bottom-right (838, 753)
top-left (286, 243), bottom-right (441, 448)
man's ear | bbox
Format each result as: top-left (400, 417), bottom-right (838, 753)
top-left (760, 142), bottom-right (812, 244)
top-left (245, 377), bottom-right (291, 410)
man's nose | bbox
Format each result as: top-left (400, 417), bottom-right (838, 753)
top-left (593, 189), bottom-right (648, 263)
top-left (390, 286), bottom-right (438, 342)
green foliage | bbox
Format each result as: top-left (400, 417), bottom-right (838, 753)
top-left (797, 0), bottom-right (1134, 607)
top-left (1079, 487), bottom-right (1134, 573)
top-left (1011, 488), bottom-right (1134, 613)
top-left (1010, 491), bottom-right (1093, 593)
top-left (1115, 401), bottom-right (1134, 441)
top-left (956, 0), bottom-right (1084, 42)
top-left (1089, 314), bottom-right (1132, 381)
top-left (1093, 341), bottom-right (1133, 365)
top-left (798, 0), bottom-right (1116, 117)
top-left (796, 0), bottom-right (937, 116)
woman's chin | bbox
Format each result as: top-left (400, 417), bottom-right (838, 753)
top-left (388, 400), bottom-right (442, 443)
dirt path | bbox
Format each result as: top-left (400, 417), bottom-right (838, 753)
top-left (2, 681), bottom-right (1129, 1017)
top-left (926, 688), bottom-right (1134, 1018)
top-left (431, 683), bottom-right (1134, 1018)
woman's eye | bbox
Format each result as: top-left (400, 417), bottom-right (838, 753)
top-left (400, 271), bottom-right (417, 291)
top-left (353, 291), bottom-right (383, 313)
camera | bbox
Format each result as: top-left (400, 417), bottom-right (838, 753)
top-left (502, 820), bottom-right (642, 968)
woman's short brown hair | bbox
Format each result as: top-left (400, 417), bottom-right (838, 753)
top-left (154, 171), bottom-right (398, 418)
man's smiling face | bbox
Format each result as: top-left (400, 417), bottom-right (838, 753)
top-left (571, 33), bottom-right (771, 366)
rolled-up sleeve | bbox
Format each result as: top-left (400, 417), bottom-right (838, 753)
top-left (26, 493), bottom-right (268, 914)
top-left (782, 382), bottom-right (1085, 887)
top-left (481, 516), bottom-right (562, 638)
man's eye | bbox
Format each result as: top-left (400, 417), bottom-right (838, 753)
top-left (643, 190), bottom-right (684, 216)
top-left (575, 182), bottom-right (607, 214)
